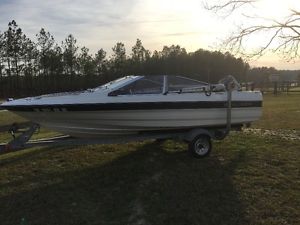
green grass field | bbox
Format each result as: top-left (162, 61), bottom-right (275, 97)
top-left (0, 93), bottom-right (299, 225)
top-left (253, 93), bottom-right (300, 130)
top-left (290, 86), bottom-right (300, 91)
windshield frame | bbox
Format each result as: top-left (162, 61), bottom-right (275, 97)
top-left (107, 75), bottom-right (209, 96)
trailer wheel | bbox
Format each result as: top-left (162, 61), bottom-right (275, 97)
top-left (188, 135), bottom-right (212, 158)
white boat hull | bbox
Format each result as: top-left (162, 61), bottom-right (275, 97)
top-left (14, 107), bottom-right (261, 138)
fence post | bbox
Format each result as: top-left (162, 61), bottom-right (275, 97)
top-left (273, 82), bottom-right (278, 95)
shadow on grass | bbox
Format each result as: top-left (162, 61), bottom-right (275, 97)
top-left (0, 142), bottom-right (248, 225)
top-left (0, 146), bottom-right (67, 167)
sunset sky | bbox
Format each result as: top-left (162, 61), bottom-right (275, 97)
top-left (0, 0), bottom-right (299, 69)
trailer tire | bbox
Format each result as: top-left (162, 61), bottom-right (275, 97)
top-left (188, 135), bottom-right (212, 158)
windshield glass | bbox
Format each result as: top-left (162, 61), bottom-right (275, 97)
top-left (108, 75), bottom-right (208, 96)
top-left (92, 76), bottom-right (140, 92)
top-left (168, 76), bottom-right (208, 91)
top-left (109, 76), bottom-right (163, 95)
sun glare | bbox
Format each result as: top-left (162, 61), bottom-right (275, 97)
top-left (139, 0), bottom-right (300, 69)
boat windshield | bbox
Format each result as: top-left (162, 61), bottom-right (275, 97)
top-left (92, 76), bottom-right (140, 92)
top-left (168, 76), bottom-right (208, 91)
top-left (108, 75), bottom-right (208, 95)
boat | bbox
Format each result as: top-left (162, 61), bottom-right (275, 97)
top-left (0, 75), bottom-right (262, 138)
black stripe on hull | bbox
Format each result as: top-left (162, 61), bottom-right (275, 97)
top-left (2, 101), bottom-right (262, 112)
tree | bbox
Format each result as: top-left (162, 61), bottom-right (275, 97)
top-left (48, 44), bottom-right (63, 75)
top-left (247, 66), bottom-right (277, 88)
top-left (112, 42), bottom-right (126, 62)
top-left (78, 46), bottom-right (95, 76)
top-left (131, 39), bottom-right (150, 62)
top-left (62, 34), bottom-right (78, 75)
top-left (1, 20), bottom-right (33, 96)
top-left (130, 39), bottom-right (150, 74)
top-left (4, 20), bottom-right (25, 77)
top-left (36, 28), bottom-right (55, 75)
top-left (161, 45), bottom-right (187, 58)
top-left (160, 45), bottom-right (187, 74)
top-left (94, 48), bottom-right (107, 76)
top-left (0, 32), bottom-right (4, 78)
top-left (22, 36), bottom-right (38, 76)
top-left (0, 31), bottom-right (5, 97)
top-left (111, 42), bottom-right (126, 75)
top-left (205, 0), bottom-right (300, 60)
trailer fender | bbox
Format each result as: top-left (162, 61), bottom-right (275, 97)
top-left (184, 129), bottom-right (214, 142)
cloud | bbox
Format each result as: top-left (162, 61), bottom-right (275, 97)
top-left (0, 0), bottom-right (138, 35)
top-left (0, 0), bottom-right (223, 58)
top-left (0, 0), bottom-right (251, 53)
top-left (163, 31), bottom-right (202, 37)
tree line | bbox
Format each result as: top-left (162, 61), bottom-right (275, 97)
top-left (0, 20), bottom-right (251, 98)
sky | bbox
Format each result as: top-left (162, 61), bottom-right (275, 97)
top-left (0, 0), bottom-right (299, 69)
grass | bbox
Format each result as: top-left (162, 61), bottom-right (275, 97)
top-left (0, 94), bottom-right (299, 225)
top-left (253, 93), bottom-right (300, 130)
top-left (0, 110), bottom-right (26, 126)
top-left (0, 111), bottom-right (59, 143)
top-left (290, 86), bottom-right (300, 91)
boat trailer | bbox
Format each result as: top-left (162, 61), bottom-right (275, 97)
top-left (0, 123), bottom-right (241, 158)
